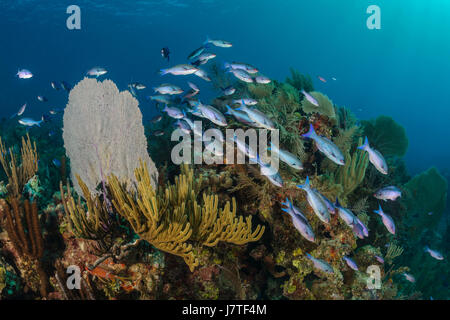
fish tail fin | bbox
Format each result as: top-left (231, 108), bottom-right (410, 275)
top-left (225, 105), bottom-right (232, 115)
top-left (424, 246), bottom-right (429, 253)
top-left (357, 136), bottom-right (370, 151)
top-left (296, 176), bottom-right (311, 190)
top-left (301, 123), bottom-right (316, 139)
top-left (223, 62), bottom-right (231, 70)
top-left (334, 198), bottom-right (341, 208)
top-left (373, 204), bottom-right (382, 215)
top-left (305, 253), bottom-right (312, 259)
top-left (280, 197), bottom-right (290, 208)
top-left (203, 36), bottom-right (211, 47)
top-left (159, 69), bottom-right (168, 76)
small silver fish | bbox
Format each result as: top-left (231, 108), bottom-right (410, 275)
top-left (148, 95), bottom-right (173, 104)
top-left (269, 142), bottom-right (303, 170)
top-left (37, 95), bottom-right (48, 102)
top-left (374, 255), bottom-right (384, 264)
top-left (233, 134), bottom-right (257, 159)
top-left (204, 37), bottom-right (232, 48)
top-left (19, 117), bottom-right (43, 127)
top-left (403, 273), bottom-right (415, 283)
top-left (224, 62), bottom-right (258, 74)
top-left (233, 98), bottom-right (258, 106)
top-left (374, 204), bottom-right (396, 235)
top-left (297, 177), bottom-right (330, 224)
top-left (160, 64), bottom-right (198, 76)
top-left (374, 186), bottom-right (401, 201)
top-left (153, 84), bottom-right (183, 95)
top-left (424, 246), bottom-right (444, 260)
top-left (17, 69), bottom-right (33, 79)
top-left (86, 67), bottom-right (107, 77)
top-left (301, 89), bottom-right (319, 107)
top-left (194, 103), bottom-right (227, 127)
top-left (224, 105), bottom-right (257, 126)
top-left (306, 253), bottom-right (334, 274)
top-left (187, 82), bottom-right (200, 92)
top-left (236, 105), bottom-right (276, 130)
top-left (174, 119), bottom-right (191, 134)
top-left (228, 69), bottom-right (253, 83)
top-left (358, 137), bottom-right (388, 175)
top-left (281, 198), bottom-right (315, 242)
top-left (188, 46), bottom-right (206, 60)
top-left (130, 82), bottom-right (146, 90)
top-left (162, 105), bottom-right (184, 119)
top-left (302, 124), bottom-right (345, 165)
top-left (222, 86), bottom-right (236, 96)
top-left (255, 75), bottom-right (271, 84)
top-left (194, 68), bottom-right (211, 81)
top-left (17, 103), bottom-right (27, 116)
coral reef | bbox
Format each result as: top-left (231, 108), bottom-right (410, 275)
top-left (63, 78), bottom-right (158, 196)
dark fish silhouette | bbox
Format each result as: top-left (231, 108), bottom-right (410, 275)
top-left (161, 47), bottom-right (170, 62)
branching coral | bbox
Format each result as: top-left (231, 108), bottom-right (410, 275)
top-left (333, 138), bottom-right (369, 199)
top-left (285, 68), bottom-right (314, 92)
top-left (0, 134), bottom-right (38, 198)
top-left (107, 161), bottom-right (264, 272)
top-left (0, 198), bottom-right (48, 297)
top-left (300, 91), bottom-right (336, 119)
top-left (361, 115), bottom-right (408, 157)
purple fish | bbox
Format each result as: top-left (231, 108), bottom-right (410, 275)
top-left (301, 89), bottom-right (319, 107)
top-left (281, 198), bottom-right (315, 243)
top-left (403, 273), bottom-right (415, 283)
top-left (374, 186), bottom-right (402, 201)
top-left (358, 137), bottom-right (388, 175)
top-left (162, 105), bottom-right (184, 119)
top-left (374, 255), bottom-right (385, 264)
top-left (424, 246), bottom-right (444, 260)
top-left (17, 69), bottom-right (33, 79)
top-left (343, 256), bottom-right (359, 271)
top-left (305, 253), bottom-right (334, 274)
top-left (374, 204), bottom-right (396, 235)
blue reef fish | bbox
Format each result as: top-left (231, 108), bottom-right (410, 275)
top-left (374, 186), bottom-right (402, 201)
top-left (375, 255), bottom-right (385, 264)
top-left (174, 119), bottom-right (191, 134)
top-left (18, 117), bottom-right (43, 127)
top-left (148, 95), bottom-right (173, 104)
top-left (204, 37), bottom-right (232, 48)
top-left (316, 192), bottom-right (335, 215)
top-left (221, 86), bottom-right (236, 96)
top-left (233, 134), bottom-right (257, 159)
top-left (334, 198), bottom-right (357, 226)
top-left (236, 105), bottom-right (275, 130)
top-left (193, 68), bottom-right (211, 81)
top-left (130, 82), bottom-right (146, 90)
top-left (281, 198), bottom-right (315, 242)
top-left (300, 89), bottom-right (318, 106)
top-left (192, 53), bottom-right (216, 66)
top-left (52, 159), bottom-right (61, 167)
top-left (269, 142), bottom-right (303, 170)
top-left (160, 64), bottom-right (198, 76)
top-left (228, 69), bottom-right (253, 83)
top-left (37, 95), bottom-right (48, 102)
top-left (224, 62), bottom-right (258, 74)
top-left (17, 69), bottom-right (33, 79)
top-left (302, 123), bottom-right (345, 166)
top-left (182, 112), bottom-right (203, 138)
top-left (354, 216), bottom-right (369, 237)
top-left (343, 256), bottom-right (359, 271)
top-left (374, 204), bottom-right (396, 235)
top-left (424, 246), bottom-right (444, 260)
top-left (187, 81), bottom-right (200, 93)
top-left (266, 171), bottom-right (284, 188)
top-left (193, 103), bottom-right (227, 127)
top-left (233, 98), bottom-right (258, 106)
top-left (305, 253), bottom-right (334, 274)
top-left (153, 130), bottom-right (165, 136)
top-left (358, 137), bottom-right (388, 175)
top-left (188, 46), bottom-right (206, 60)
top-left (153, 84), bottom-right (183, 95)
top-left (11, 102), bottom-right (27, 118)
top-left (224, 105), bottom-right (257, 127)
top-left (162, 105), bottom-right (184, 119)
top-left (255, 155), bottom-right (278, 177)
top-left (296, 176), bottom-right (330, 224)
top-left (255, 75), bottom-right (271, 84)
top-left (402, 273), bottom-right (416, 283)
top-left (86, 67), bottom-right (107, 77)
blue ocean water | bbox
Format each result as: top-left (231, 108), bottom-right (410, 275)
top-left (0, 0), bottom-right (449, 300)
